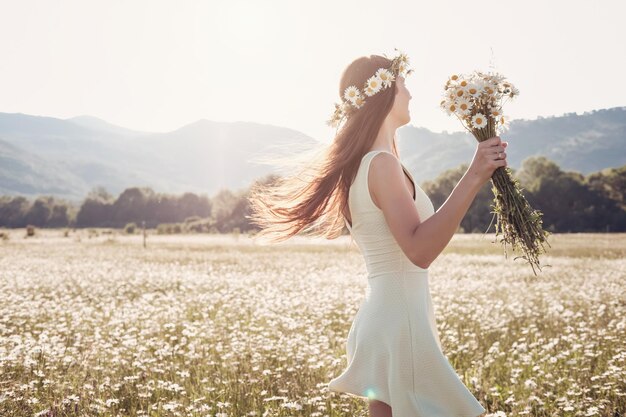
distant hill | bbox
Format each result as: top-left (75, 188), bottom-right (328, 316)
top-left (0, 107), bottom-right (624, 203)
top-left (0, 113), bottom-right (317, 203)
top-left (68, 115), bottom-right (152, 137)
top-left (397, 107), bottom-right (626, 183)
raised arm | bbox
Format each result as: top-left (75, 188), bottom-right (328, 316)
top-left (369, 136), bottom-right (508, 268)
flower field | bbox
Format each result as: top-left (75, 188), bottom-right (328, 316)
top-left (1, 230), bottom-right (624, 416)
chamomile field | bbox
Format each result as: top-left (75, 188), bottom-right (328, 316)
top-left (0, 229), bottom-right (624, 417)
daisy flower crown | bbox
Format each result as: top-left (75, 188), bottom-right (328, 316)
top-left (327, 49), bottom-right (413, 129)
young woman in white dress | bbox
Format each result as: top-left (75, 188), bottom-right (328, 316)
top-left (248, 52), bottom-right (508, 417)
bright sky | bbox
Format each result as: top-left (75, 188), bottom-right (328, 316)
top-left (1, 0), bottom-right (624, 143)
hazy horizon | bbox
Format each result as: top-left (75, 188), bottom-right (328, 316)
top-left (1, 0), bottom-right (624, 143)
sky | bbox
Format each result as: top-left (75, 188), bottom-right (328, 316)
top-left (0, 0), bottom-right (624, 144)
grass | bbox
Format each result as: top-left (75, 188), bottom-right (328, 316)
top-left (0, 229), bottom-right (624, 416)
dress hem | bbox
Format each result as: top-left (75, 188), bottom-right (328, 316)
top-left (328, 383), bottom-right (487, 417)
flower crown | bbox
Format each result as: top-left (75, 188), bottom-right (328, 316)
top-left (327, 49), bottom-right (413, 129)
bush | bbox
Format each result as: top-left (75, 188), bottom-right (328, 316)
top-left (156, 223), bottom-right (182, 234)
top-left (184, 218), bottom-right (213, 233)
top-left (26, 225), bottom-right (36, 237)
top-left (124, 222), bottom-right (137, 234)
top-left (184, 216), bottom-right (202, 224)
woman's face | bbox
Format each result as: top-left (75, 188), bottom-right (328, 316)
top-left (391, 76), bottom-right (412, 126)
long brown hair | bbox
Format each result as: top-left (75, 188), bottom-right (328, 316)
top-left (247, 54), bottom-right (401, 243)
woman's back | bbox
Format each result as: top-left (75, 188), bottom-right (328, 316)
top-left (344, 150), bottom-right (435, 278)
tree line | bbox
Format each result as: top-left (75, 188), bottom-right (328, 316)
top-left (0, 156), bottom-right (624, 234)
top-left (421, 156), bottom-right (625, 233)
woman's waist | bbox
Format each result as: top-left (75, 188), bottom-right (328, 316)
top-left (367, 267), bottom-right (429, 280)
top-left (364, 270), bottom-right (431, 301)
top-left (365, 257), bottom-right (429, 278)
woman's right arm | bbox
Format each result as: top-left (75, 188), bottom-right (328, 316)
top-left (371, 136), bottom-right (508, 269)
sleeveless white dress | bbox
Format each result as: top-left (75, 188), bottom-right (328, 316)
top-left (327, 150), bottom-right (486, 417)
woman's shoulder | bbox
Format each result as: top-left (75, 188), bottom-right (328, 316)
top-left (367, 150), bottom-right (403, 176)
top-left (366, 151), bottom-right (406, 208)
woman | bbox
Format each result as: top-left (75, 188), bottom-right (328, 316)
top-left (247, 52), bottom-right (507, 416)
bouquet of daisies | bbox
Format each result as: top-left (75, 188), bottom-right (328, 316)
top-left (440, 70), bottom-right (551, 277)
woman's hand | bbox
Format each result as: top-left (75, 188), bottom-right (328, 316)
top-left (467, 136), bottom-right (508, 186)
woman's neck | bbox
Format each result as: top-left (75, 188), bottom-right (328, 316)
top-left (371, 120), bottom-right (398, 153)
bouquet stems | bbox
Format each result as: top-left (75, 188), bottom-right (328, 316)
top-left (474, 117), bottom-right (552, 277)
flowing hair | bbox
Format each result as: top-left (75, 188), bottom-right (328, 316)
top-left (246, 54), bottom-right (402, 243)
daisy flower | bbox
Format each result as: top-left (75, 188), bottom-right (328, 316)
top-left (483, 82), bottom-right (497, 95)
top-left (389, 52), bottom-right (411, 78)
top-left (456, 98), bottom-right (472, 115)
top-left (343, 86), bottom-right (361, 103)
top-left (466, 82), bottom-right (482, 98)
top-left (446, 74), bottom-right (465, 89)
top-left (489, 106), bottom-right (503, 119)
top-left (471, 112), bottom-right (488, 129)
top-left (444, 100), bottom-right (458, 116)
top-left (364, 75), bottom-right (383, 96)
top-left (376, 68), bottom-right (395, 88)
top-left (498, 114), bottom-right (511, 131)
top-left (475, 78), bottom-right (490, 92)
top-left (353, 95), bottom-right (366, 109)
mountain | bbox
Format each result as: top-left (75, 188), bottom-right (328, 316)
top-left (0, 112), bottom-right (319, 203)
top-left (0, 107), bottom-right (624, 203)
top-left (397, 107), bottom-right (626, 183)
top-left (68, 115), bottom-right (151, 137)
top-left (0, 137), bottom-right (85, 196)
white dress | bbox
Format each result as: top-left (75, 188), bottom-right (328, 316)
top-left (327, 150), bottom-right (486, 417)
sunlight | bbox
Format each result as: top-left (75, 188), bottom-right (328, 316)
top-left (214, 0), bottom-right (280, 58)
